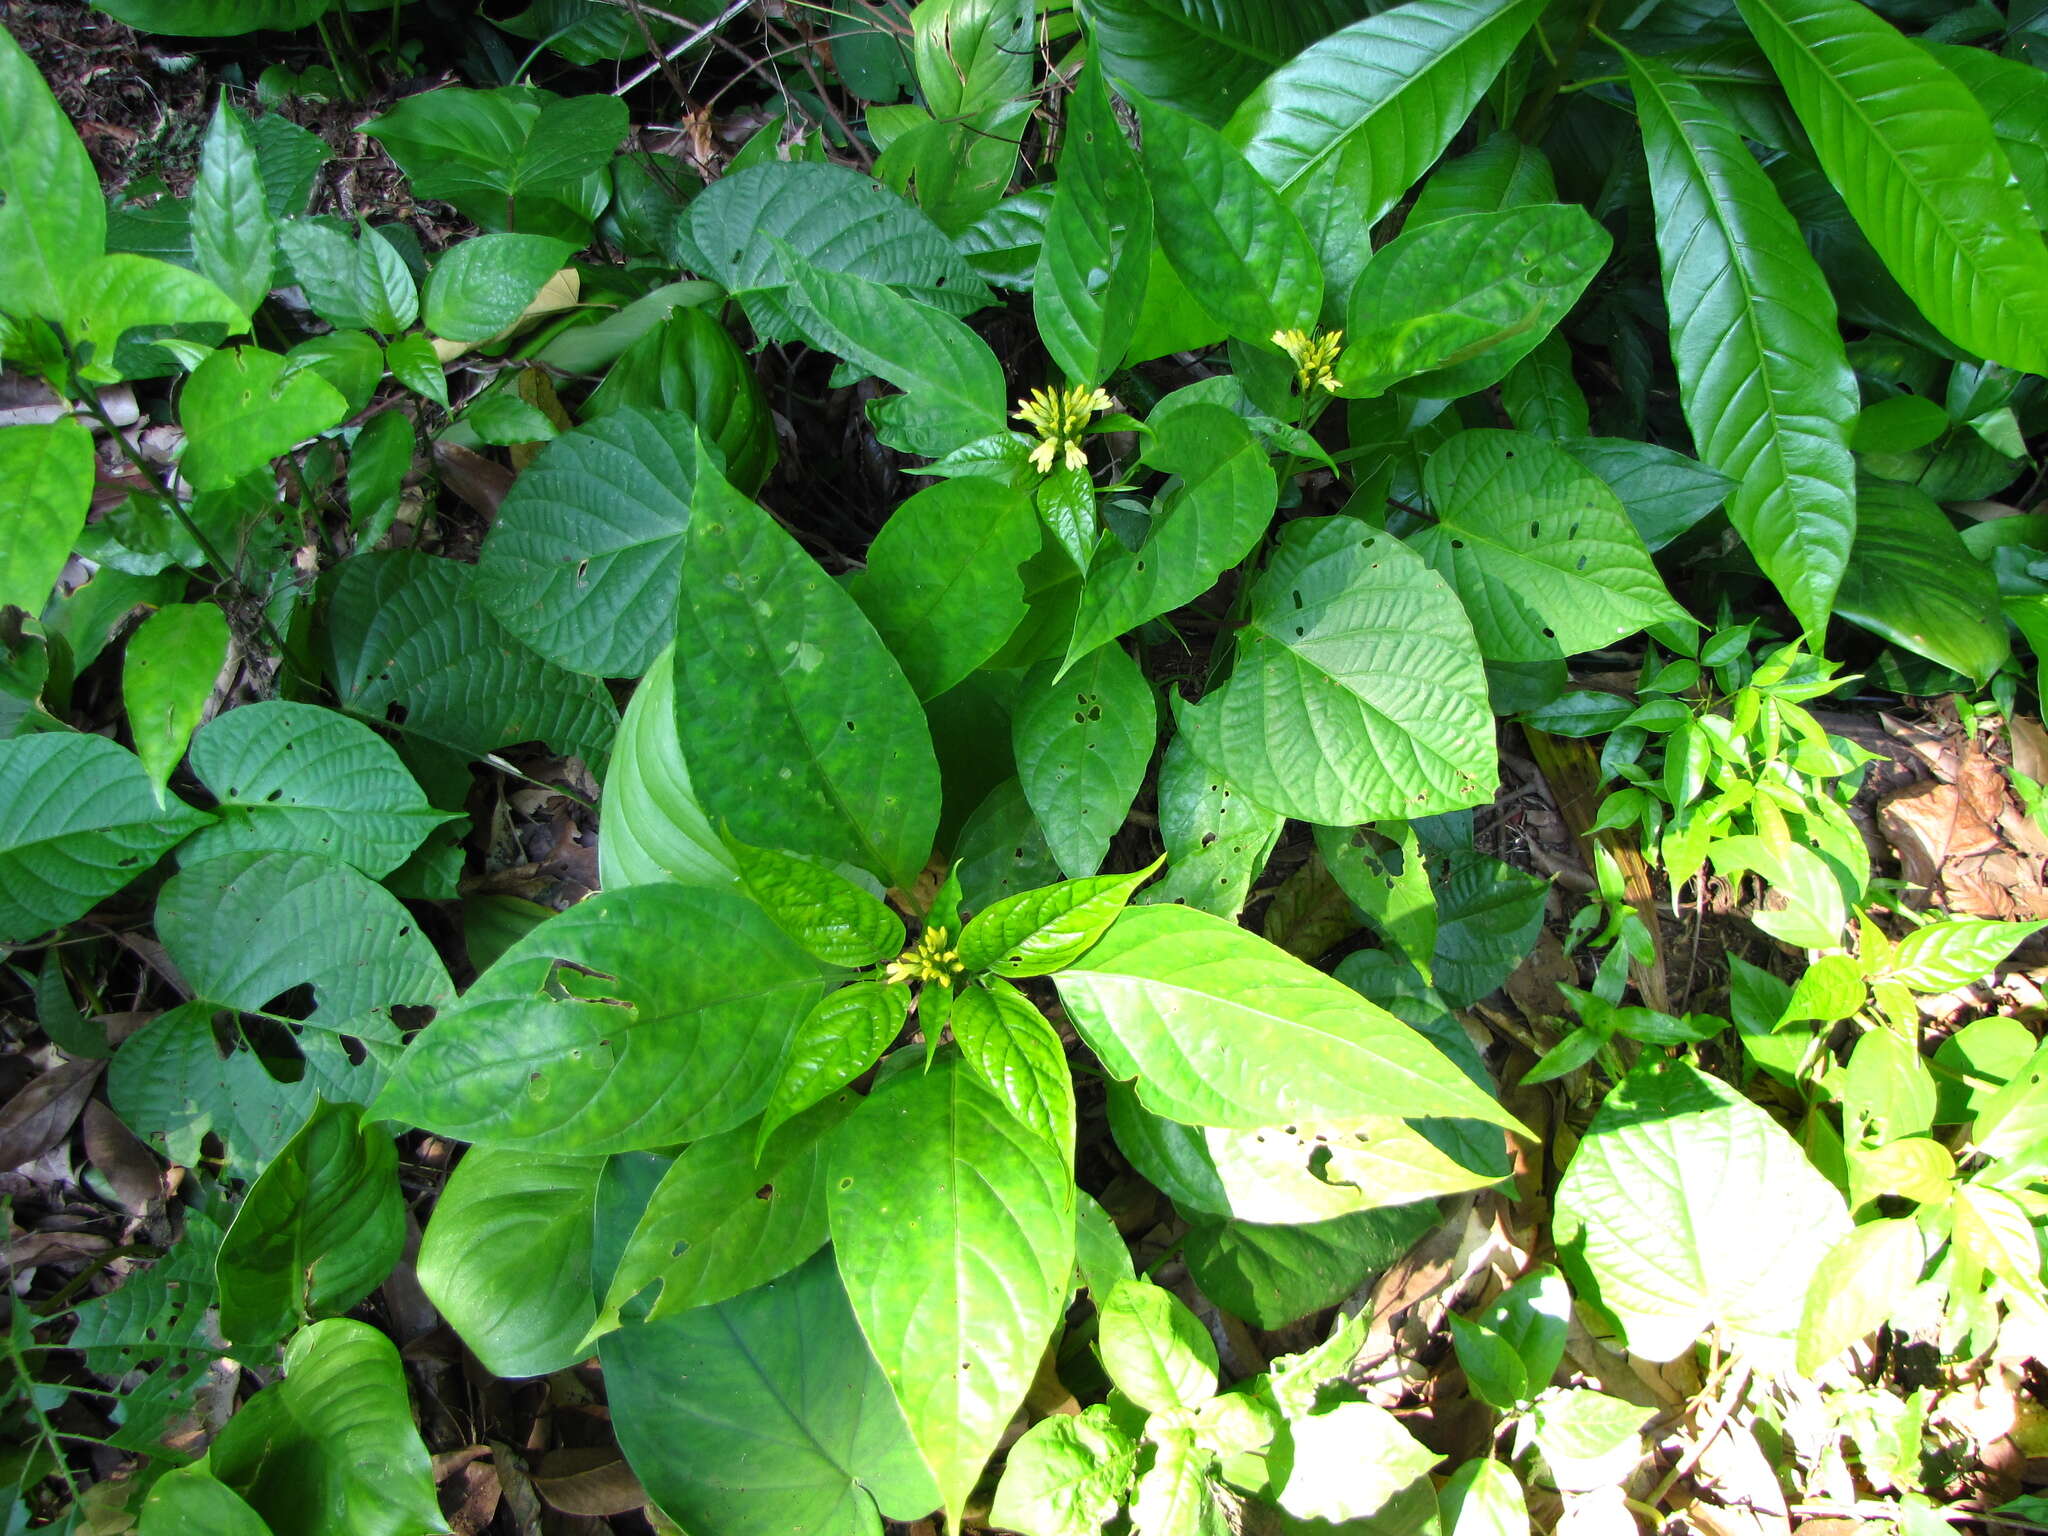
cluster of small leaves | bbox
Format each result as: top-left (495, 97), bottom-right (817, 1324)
top-left (2, 0), bottom-right (2048, 1533)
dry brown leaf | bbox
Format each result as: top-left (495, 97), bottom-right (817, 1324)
top-left (82, 1099), bottom-right (160, 1212)
top-left (1506, 927), bottom-right (1575, 1023)
top-left (0, 1057), bottom-right (104, 1170)
top-left (532, 1445), bottom-right (646, 1517)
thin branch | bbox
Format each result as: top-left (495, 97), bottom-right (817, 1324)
top-left (612, 0), bottom-right (755, 97)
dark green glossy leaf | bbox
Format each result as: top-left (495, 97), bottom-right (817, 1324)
top-left (757, 981), bottom-right (910, 1156)
top-left (583, 306), bottom-right (777, 494)
top-left (1406, 131), bottom-right (1556, 228)
top-left (1835, 480), bottom-right (2008, 686)
top-left (1184, 1204), bottom-right (1437, 1328)
top-left (216, 1101), bottom-right (404, 1350)
top-left (1077, 0), bottom-right (1374, 126)
top-left (1553, 437), bottom-right (1733, 553)
top-left (673, 440), bottom-right (941, 889)
top-left (956, 858), bottom-right (1161, 976)
top-left (1628, 50), bottom-right (1858, 639)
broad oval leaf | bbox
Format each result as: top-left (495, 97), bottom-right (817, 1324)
top-left (676, 161), bottom-right (991, 341)
top-left (89, 0), bottom-right (334, 34)
top-left (373, 882), bottom-right (833, 1152)
top-left (949, 979), bottom-right (1076, 1160)
top-left (583, 305), bottom-right (777, 494)
top-left (1553, 1057), bottom-right (1849, 1362)
top-left (1137, 95), bottom-right (1321, 342)
top-left (1795, 1217), bottom-right (1924, 1374)
top-left (0, 416), bottom-right (95, 621)
top-left (1097, 1277), bottom-right (1217, 1412)
top-left (1175, 516), bottom-right (1496, 824)
top-left (1057, 905), bottom-right (1523, 1132)
top-left (324, 550), bottom-right (619, 768)
top-left (989, 1404), bottom-right (1140, 1536)
top-left (674, 441), bottom-right (941, 889)
top-left (1627, 50), bottom-right (1858, 640)
top-left (423, 232), bottom-right (574, 341)
top-left (851, 478), bottom-right (1040, 700)
top-left (416, 1148), bottom-right (604, 1378)
top-left (1013, 643), bottom-right (1156, 879)
top-left (1410, 430), bottom-right (1686, 661)
top-left (1406, 130), bottom-right (1556, 228)
top-left (215, 1100), bottom-right (405, 1350)
top-left (65, 253), bottom-right (249, 385)
top-left (182, 700), bottom-right (449, 877)
top-left (594, 1093), bottom-right (857, 1340)
top-left (0, 733), bottom-right (209, 944)
top-left (141, 1468), bottom-right (271, 1536)
top-left (123, 602), bottom-right (231, 804)
top-left (602, 1243), bottom-right (941, 1536)
top-left (178, 345), bottom-right (346, 491)
top-left (1834, 480), bottom-right (2008, 687)
top-left (1183, 1205), bottom-right (1436, 1328)
top-left (599, 644), bottom-right (736, 891)
top-left (1736, 0), bottom-right (2048, 375)
top-left (202, 1318), bottom-right (442, 1536)
top-left (829, 1050), bottom-right (1075, 1524)
top-left (475, 407), bottom-right (700, 678)
top-left (1873, 917), bottom-right (2046, 993)
top-left (1224, 0), bottom-right (1546, 297)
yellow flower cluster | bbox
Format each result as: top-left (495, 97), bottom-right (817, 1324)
top-left (1013, 383), bottom-right (1116, 474)
top-left (884, 925), bottom-right (966, 988)
top-left (1273, 327), bottom-right (1344, 395)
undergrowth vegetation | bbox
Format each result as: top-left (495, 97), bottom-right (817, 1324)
top-left (3, 0), bottom-right (2048, 1532)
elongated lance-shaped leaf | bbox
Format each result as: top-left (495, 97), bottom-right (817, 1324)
top-left (1034, 64), bottom-right (1152, 387)
top-left (1223, 0), bottom-right (1545, 303)
top-left (1626, 50), bottom-right (1856, 641)
top-left (1736, 0), bottom-right (2048, 375)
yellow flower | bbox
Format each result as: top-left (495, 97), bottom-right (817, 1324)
top-left (1013, 383), bottom-right (1115, 476)
top-left (884, 925), bottom-right (967, 987)
top-left (1273, 327), bottom-right (1344, 395)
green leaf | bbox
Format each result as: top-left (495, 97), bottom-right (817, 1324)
top-left (1135, 734), bottom-right (1283, 919)
top-left (1410, 429), bottom-right (1686, 661)
top-left (957, 859), bottom-right (1162, 976)
top-left (0, 417), bottom-right (94, 615)
top-left (191, 98), bottom-right (276, 318)
top-left (1132, 1428), bottom-right (1227, 1536)
top-left (1834, 481), bottom-right (2008, 687)
top-left (475, 407), bottom-right (700, 677)
top-left (423, 232), bottom-right (573, 342)
top-left (324, 550), bottom-right (618, 766)
top-left (88, 0), bottom-right (334, 34)
top-left (730, 840), bottom-right (905, 967)
top-left (1736, 0), bottom-right (2048, 374)
top-left (182, 701), bottom-right (449, 877)
top-left (674, 440), bottom-right (941, 889)
top-left (1182, 1205), bottom-right (1435, 1328)
top-left (294, 329), bottom-right (386, 418)
top-left (1448, 1313), bottom-right (1529, 1412)
top-left (215, 1100), bottom-right (405, 1350)
top-left (1923, 42), bottom-right (2048, 230)
top-left (598, 642), bottom-right (736, 890)
top-left (1013, 643), bottom-right (1155, 878)
top-left (829, 1050), bottom-right (1075, 1524)
top-left (1316, 822), bottom-right (1436, 983)
top-left (1337, 206), bottom-right (1610, 401)
top-left (1872, 917), bottom-right (2047, 993)
top-left (64, 253), bottom-right (249, 383)
top-left (1554, 437), bottom-right (1733, 554)
top-left (1098, 1277), bottom-right (1218, 1411)
top-left (1501, 332), bottom-right (1589, 440)
top-left (582, 305), bottom-right (777, 494)
top-left (1137, 95), bottom-right (1320, 343)
top-left (1627, 50), bottom-right (1857, 640)
top-left (383, 332), bottom-right (448, 406)
top-left (677, 162), bottom-right (991, 342)
top-left (276, 219), bottom-right (417, 335)
top-left (596, 1094), bottom-right (857, 1339)
top-left (0, 733), bottom-right (209, 943)
top-left (1796, 1217), bottom-right (1924, 1374)
top-left (913, 0), bottom-right (1033, 117)
top-left (1528, 1389), bottom-right (1653, 1493)
top-left (1407, 131), bottom-right (1556, 229)
top-left (179, 346), bottom-right (347, 493)
top-left (1478, 1265), bottom-right (1569, 1395)
top-left (108, 1004), bottom-right (319, 1177)
top-left (950, 978), bottom-right (1076, 1158)
top-left (415, 1148), bottom-right (603, 1378)
top-left (1065, 404), bottom-right (1275, 666)
top-left (1058, 905), bottom-right (1523, 1131)
top-left (1262, 1400), bottom-right (1439, 1525)
top-left (1553, 1057), bottom-right (1850, 1362)
top-left (601, 1244), bottom-right (941, 1536)
top-left (141, 1467), bottom-right (273, 1536)
top-left (158, 849), bottom-right (453, 1046)
top-left (1224, 0), bottom-right (1546, 302)
top-left (202, 1318), bottom-right (441, 1536)
top-left (374, 883), bottom-right (830, 1152)
top-left (756, 980), bottom-right (909, 1157)
top-left (1440, 1458), bottom-right (1529, 1536)
top-left (851, 478), bottom-right (1040, 699)
top-left (788, 256), bottom-right (1007, 458)
top-left (954, 776), bottom-right (1066, 911)
top-left (1034, 65), bottom-right (1152, 387)
top-left (990, 1404), bottom-right (1140, 1536)
top-left (1078, 0), bottom-right (1375, 127)
top-left (0, 23), bottom-right (106, 320)
top-left (1174, 517), bottom-right (1496, 823)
